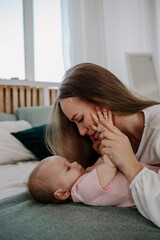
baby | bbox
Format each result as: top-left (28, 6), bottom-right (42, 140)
top-left (28, 154), bottom-right (116, 204)
top-left (28, 109), bottom-right (160, 206)
top-left (28, 154), bottom-right (159, 206)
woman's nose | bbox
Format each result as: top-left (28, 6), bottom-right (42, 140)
top-left (78, 125), bottom-right (88, 136)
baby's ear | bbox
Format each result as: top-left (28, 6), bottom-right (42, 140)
top-left (54, 189), bottom-right (71, 200)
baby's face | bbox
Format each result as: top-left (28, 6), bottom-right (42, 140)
top-left (47, 156), bottom-right (86, 191)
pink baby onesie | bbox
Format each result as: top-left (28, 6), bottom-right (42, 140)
top-left (71, 158), bottom-right (159, 207)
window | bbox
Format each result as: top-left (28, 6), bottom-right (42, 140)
top-left (0, 0), bottom-right (25, 79)
top-left (0, 0), bottom-right (64, 82)
top-left (33, 0), bottom-right (64, 82)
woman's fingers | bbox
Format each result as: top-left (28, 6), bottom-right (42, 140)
top-left (90, 124), bottom-right (97, 131)
top-left (96, 107), bottom-right (104, 120)
top-left (102, 108), bottom-right (107, 120)
top-left (101, 139), bottom-right (113, 147)
top-left (90, 111), bottom-right (106, 133)
top-left (99, 117), bottom-right (123, 136)
top-left (107, 110), bottom-right (113, 124)
top-left (90, 112), bottom-right (99, 131)
top-left (90, 112), bottom-right (98, 124)
top-left (99, 129), bottom-right (117, 141)
top-left (100, 131), bottom-right (135, 166)
top-left (100, 146), bottom-right (112, 156)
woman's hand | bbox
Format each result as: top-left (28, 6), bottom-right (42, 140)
top-left (90, 107), bottom-right (116, 168)
top-left (98, 116), bottom-right (143, 182)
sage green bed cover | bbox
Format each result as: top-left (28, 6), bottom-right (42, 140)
top-left (0, 192), bottom-right (159, 240)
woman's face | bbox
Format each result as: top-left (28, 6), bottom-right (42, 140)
top-left (60, 97), bottom-right (97, 139)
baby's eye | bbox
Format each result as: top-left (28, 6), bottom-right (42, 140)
top-left (67, 166), bottom-right (70, 171)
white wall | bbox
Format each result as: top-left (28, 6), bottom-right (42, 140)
top-left (102, 0), bottom-right (159, 87)
top-left (153, 0), bottom-right (160, 88)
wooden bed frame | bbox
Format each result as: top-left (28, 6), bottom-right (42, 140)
top-left (0, 80), bottom-right (59, 114)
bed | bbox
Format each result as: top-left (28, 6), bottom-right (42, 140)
top-left (0, 80), bottom-right (160, 240)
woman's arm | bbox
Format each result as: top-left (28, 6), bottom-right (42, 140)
top-left (98, 113), bottom-right (160, 227)
top-left (130, 167), bottom-right (160, 228)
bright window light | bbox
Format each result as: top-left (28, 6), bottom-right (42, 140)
top-left (0, 0), bottom-right (25, 79)
top-left (33, 0), bottom-right (64, 82)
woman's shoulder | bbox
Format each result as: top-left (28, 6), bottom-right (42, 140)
top-left (143, 104), bottom-right (160, 114)
top-left (143, 104), bottom-right (160, 126)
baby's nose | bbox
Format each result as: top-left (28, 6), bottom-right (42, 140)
top-left (71, 162), bottom-right (78, 168)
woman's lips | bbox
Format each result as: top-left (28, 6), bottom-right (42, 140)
top-left (90, 132), bottom-right (96, 139)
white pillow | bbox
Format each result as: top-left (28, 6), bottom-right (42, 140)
top-left (0, 120), bottom-right (31, 133)
top-left (0, 120), bottom-right (37, 165)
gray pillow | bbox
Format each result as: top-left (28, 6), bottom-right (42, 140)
top-left (16, 106), bottom-right (52, 127)
top-left (0, 113), bottom-right (17, 121)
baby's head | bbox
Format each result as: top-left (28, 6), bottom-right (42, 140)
top-left (28, 155), bottom-right (85, 203)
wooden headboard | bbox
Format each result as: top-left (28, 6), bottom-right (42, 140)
top-left (0, 80), bottom-right (59, 114)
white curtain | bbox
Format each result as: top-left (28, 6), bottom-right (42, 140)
top-left (60, 0), bottom-right (160, 92)
top-left (60, 0), bottom-right (107, 70)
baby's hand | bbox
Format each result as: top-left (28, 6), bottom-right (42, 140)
top-left (91, 108), bottom-right (117, 169)
top-left (103, 154), bottom-right (116, 169)
top-left (90, 107), bottom-right (113, 133)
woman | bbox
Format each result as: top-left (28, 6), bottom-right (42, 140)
top-left (46, 63), bottom-right (160, 227)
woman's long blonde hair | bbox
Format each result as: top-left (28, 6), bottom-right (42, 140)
top-left (46, 63), bottom-right (160, 167)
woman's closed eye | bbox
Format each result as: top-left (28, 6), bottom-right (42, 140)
top-left (78, 116), bottom-right (84, 124)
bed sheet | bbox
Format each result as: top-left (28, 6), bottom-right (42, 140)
top-left (0, 161), bottom-right (39, 200)
top-left (0, 192), bottom-right (159, 240)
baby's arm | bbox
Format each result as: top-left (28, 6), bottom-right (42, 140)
top-left (91, 108), bottom-right (117, 188)
top-left (96, 155), bottom-right (117, 189)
